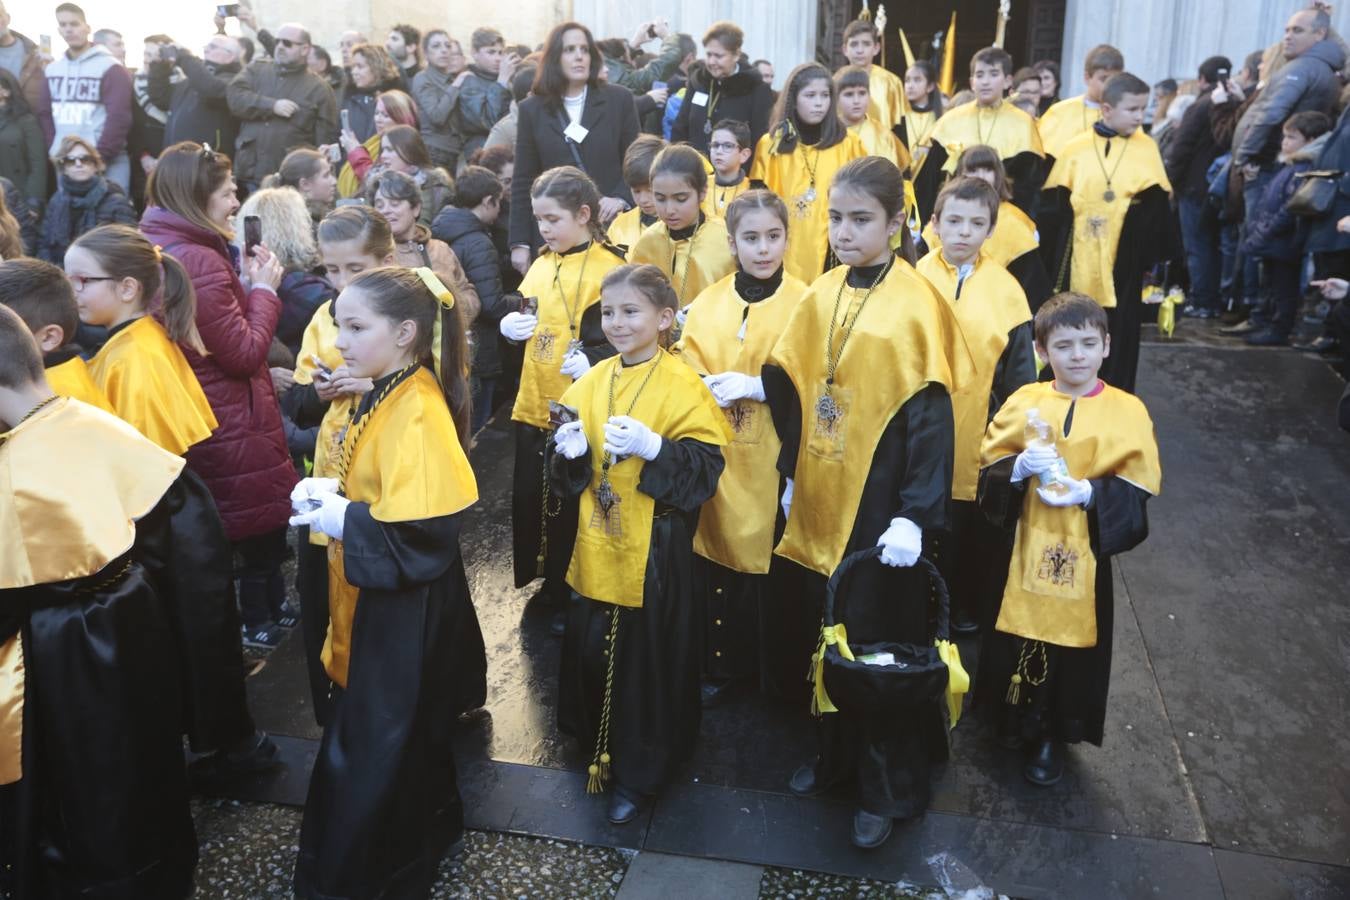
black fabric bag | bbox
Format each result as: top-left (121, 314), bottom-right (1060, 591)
top-left (817, 547), bottom-right (950, 715)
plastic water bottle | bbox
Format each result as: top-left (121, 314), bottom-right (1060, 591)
top-left (1024, 408), bottom-right (1070, 496)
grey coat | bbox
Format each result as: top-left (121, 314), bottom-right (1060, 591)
top-left (1234, 39), bottom-right (1346, 167)
top-left (412, 66), bottom-right (463, 167)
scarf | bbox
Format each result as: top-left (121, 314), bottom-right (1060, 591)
top-left (50, 175), bottom-right (110, 247)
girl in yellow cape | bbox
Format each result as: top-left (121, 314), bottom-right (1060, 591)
top-left (629, 144), bottom-right (737, 323)
top-left (675, 189), bottom-right (808, 704)
top-left (549, 264), bottom-right (731, 827)
top-left (504, 167), bottom-right (627, 631)
top-left (280, 205), bottom-right (396, 720)
top-left (974, 292), bottom-right (1160, 789)
top-left (749, 62), bottom-right (866, 284)
top-left (288, 266), bottom-right (486, 899)
top-left (66, 225), bottom-right (218, 456)
top-left (761, 157), bottom-right (963, 850)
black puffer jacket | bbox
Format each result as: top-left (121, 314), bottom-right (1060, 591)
top-left (671, 64), bottom-right (775, 168)
top-left (432, 206), bottom-right (507, 376)
top-left (148, 53), bottom-right (242, 152)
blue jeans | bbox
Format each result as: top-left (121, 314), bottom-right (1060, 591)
top-left (1178, 196), bottom-right (1221, 310)
top-left (471, 377), bottom-right (497, 433)
top-left (1219, 222), bottom-right (1241, 305)
top-left (1240, 167), bottom-right (1277, 306)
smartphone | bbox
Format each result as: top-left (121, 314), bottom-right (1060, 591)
top-left (326, 144), bottom-right (342, 164)
top-left (548, 400), bottom-right (579, 430)
top-left (217, 4), bottom-right (240, 17)
top-left (310, 354), bottom-right (332, 382)
top-left (520, 296), bottom-right (539, 316)
top-left (40, 34), bottom-right (52, 56)
top-left (243, 215), bottom-right (262, 258)
top-left (340, 109), bottom-right (350, 132)
top-left (161, 45), bottom-right (178, 64)
top-left (652, 80), bottom-right (667, 92)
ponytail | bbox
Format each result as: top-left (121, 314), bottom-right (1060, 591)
top-left (160, 253), bottom-right (207, 355)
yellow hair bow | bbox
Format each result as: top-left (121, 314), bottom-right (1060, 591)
top-left (416, 266), bottom-right (457, 385)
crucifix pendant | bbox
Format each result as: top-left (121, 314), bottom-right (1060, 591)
top-left (803, 185), bottom-right (817, 203)
top-left (596, 475), bottom-right (619, 516)
top-left (815, 391), bottom-right (841, 431)
top-left (1103, 189), bottom-right (1116, 202)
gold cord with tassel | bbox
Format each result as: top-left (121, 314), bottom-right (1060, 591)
top-left (1006, 638), bottom-right (1048, 706)
top-left (587, 608), bottom-right (623, 793)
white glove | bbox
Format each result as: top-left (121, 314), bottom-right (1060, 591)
top-left (1011, 444), bottom-right (1061, 483)
top-left (288, 490), bottom-right (350, 540)
top-left (560, 349), bottom-right (591, 380)
top-left (603, 415), bottom-right (663, 461)
top-left (877, 517), bottom-right (922, 568)
top-left (500, 311), bottom-right (538, 342)
top-left (675, 306), bottom-right (690, 329)
top-left (553, 420), bottom-right (589, 459)
top-left (1037, 476), bottom-right (1093, 508)
top-left (780, 477), bottom-right (794, 520)
top-left (705, 372), bottom-right (765, 408)
top-left (290, 477), bottom-right (340, 512)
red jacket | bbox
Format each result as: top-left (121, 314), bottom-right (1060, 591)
top-left (140, 206), bottom-right (296, 541)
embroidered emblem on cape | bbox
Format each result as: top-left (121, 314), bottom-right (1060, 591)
top-left (1036, 542), bottom-right (1079, 588)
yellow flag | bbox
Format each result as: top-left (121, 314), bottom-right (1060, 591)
top-left (898, 27), bottom-right (916, 69)
top-left (939, 12), bottom-right (958, 96)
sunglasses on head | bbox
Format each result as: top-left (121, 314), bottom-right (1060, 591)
top-left (61, 155), bottom-right (95, 167)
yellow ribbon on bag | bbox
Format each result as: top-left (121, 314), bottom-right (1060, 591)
top-left (1157, 286), bottom-right (1185, 338)
top-left (811, 623), bottom-right (853, 715)
top-left (936, 638), bottom-right (969, 728)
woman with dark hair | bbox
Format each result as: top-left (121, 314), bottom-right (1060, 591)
top-left (140, 141), bottom-right (299, 655)
top-left (509, 21), bottom-right (640, 275)
top-left (901, 60), bottom-right (945, 224)
top-left (340, 43), bottom-right (406, 143)
top-left (356, 125), bottom-right (455, 223)
top-left (263, 147), bottom-right (338, 227)
top-left (414, 30), bottom-right (467, 171)
top-left (38, 136), bottom-right (138, 263)
top-left (0, 69), bottom-right (45, 212)
top-left (337, 89), bottom-right (420, 198)
top-left (1033, 60), bottom-right (1061, 115)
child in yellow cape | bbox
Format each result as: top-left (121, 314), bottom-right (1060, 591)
top-left (549, 264), bottom-right (731, 827)
top-left (504, 167), bottom-right (627, 632)
top-left (288, 266), bottom-right (486, 900)
top-left (761, 157), bottom-right (964, 850)
top-left (676, 189), bottom-right (808, 705)
top-left (974, 292), bottom-right (1161, 788)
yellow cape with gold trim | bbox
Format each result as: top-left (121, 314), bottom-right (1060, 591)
top-left (1044, 129), bottom-right (1172, 308)
top-left (980, 381), bottom-right (1161, 647)
top-left (324, 367), bottom-right (478, 687)
top-left (916, 250), bottom-right (1032, 501)
top-left (88, 316), bottom-right (218, 455)
top-left (769, 261), bottom-right (960, 576)
top-left (561, 350), bottom-right (732, 607)
top-left (676, 271), bottom-right (808, 573)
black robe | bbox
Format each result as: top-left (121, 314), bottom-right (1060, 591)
top-left (974, 458), bottom-right (1152, 745)
top-left (550, 437), bottom-right (724, 796)
top-left (762, 370), bottom-right (954, 818)
top-left (896, 116), bottom-right (942, 226)
top-left (0, 476), bottom-right (209, 899)
top-left (294, 506), bottom-right (486, 900)
top-left (936, 323), bottom-right (1037, 626)
top-left (1038, 184), bottom-right (1174, 393)
top-left (925, 142), bottom-right (1047, 216)
top-left (512, 302), bottom-right (615, 601)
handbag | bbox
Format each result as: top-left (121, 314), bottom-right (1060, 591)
top-left (1286, 169), bottom-right (1341, 217)
top-left (811, 547), bottom-right (968, 725)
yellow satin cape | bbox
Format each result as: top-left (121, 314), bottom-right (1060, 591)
top-left (337, 133), bottom-right (383, 198)
top-left (291, 301), bottom-right (349, 545)
top-left (701, 177), bottom-right (752, 223)
top-left (675, 271), bottom-right (808, 573)
top-left (903, 108), bottom-right (938, 178)
top-left (561, 350), bottom-right (731, 607)
top-left (923, 201), bottom-right (1039, 267)
top-left (45, 356), bottom-right (115, 414)
top-left (1044, 129), bottom-right (1172, 308)
top-left (88, 316), bottom-right (218, 455)
top-left (510, 243), bottom-right (626, 429)
top-left (980, 381), bottom-right (1161, 647)
top-left (1039, 94), bottom-right (1099, 160)
top-left (606, 207), bottom-right (645, 253)
top-left (324, 367), bottom-right (479, 687)
top-left (749, 131), bottom-right (867, 283)
top-left (916, 250), bottom-right (1032, 501)
top-left (628, 217), bottom-right (736, 308)
top-left (866, 65), bottom-right (907, 132)
top-left (931, 100), bottom-right (1045, 174)
top-left (849, 117), bottom-right (912, 172)
top-left (769, 261), bottom-right (960, 576)
top-left (0, 399), bottom-right (184, 784)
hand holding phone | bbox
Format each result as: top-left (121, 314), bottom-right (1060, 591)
top-left (243, 215), bottom-right (262, 258)
top-left (520, 295), bottom-right (539, 316)
top-left (548, 400), bottom-right (580, 430)
top-left (311, 354), bottom-right (333, 382)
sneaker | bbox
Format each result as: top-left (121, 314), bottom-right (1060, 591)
top-left (1219, 308), bottom-right (1250, 326)
top-left (1220, 319), bottom-right (1258, 335)
top-left (1292, 336), bottom-right (1340, 354)
top-left (1181, 305), bottom-right (1218, 319)
top-left (273, 601), bottom-right (301, 630)
top-left (1245, 330), bottom-right (1289, 346)
top-left (241, 622), bottom-right (282, 649)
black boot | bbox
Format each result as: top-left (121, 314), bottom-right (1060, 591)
top-left (1023, 739), bottom-right (1064, 786)
top-left (606, 785), bottom-right (647, 825)
top-left (788, 761), bottom-right (824, 797)
top-left (850, 809), bottom-right (893, 849)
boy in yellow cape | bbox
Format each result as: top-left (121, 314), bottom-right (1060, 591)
top-left (1038, 44), bottom-right (1125, 163)
top-left (1039, 72), bottom-right (1174, 393)
top-left (550, 264), bottom-right (730, 828)
top-left (974, 292), bottom-right (1161, 787)
top-left (916, 177), bottom-right (1036, 635)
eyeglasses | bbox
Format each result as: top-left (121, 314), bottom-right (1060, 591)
top-left (276, 38), bottom-right (304, 49)
top-left (67, 274), bottom-right (116, 290)
top-left (61, 155), bottom-right (95, 168)
top-left (708, 142), bottom-right (740, 152)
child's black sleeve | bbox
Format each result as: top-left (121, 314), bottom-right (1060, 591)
top-left (978, 457), bottom-right (1027, 531)
top-left (1037, 186), bottom-right (1074, 289)
top-left (761, 363), bottom-right (801, 479)
top-left (989, 323), bottom-right (1037, 418)
top-left (578, 303), bottom-right (618, 366)
top-left (638, 438), bottom-right (725, 512)
top-left (894, 383), bottom-right (954, 532)
top-left (1005, 151), bottom-right (1047, 214)
top-left (340, 506), bottom-right (463, 589)
top-left (1088, 477), bottom-right (1151, 558)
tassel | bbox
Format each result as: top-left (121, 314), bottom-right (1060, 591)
top-left (1006, 672), bottom-right (1023, 706)
top-left (587, 609), bottom-right (622, 794)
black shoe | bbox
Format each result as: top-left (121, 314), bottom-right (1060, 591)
top-left (1218, 308), bottom-right (1250, 326)
top-left (1293, 335), bottom-right (1340, 354)
top-left (1245, 329), bottom-right (1289, 346)
top-left (1181, 305), bottom-right (1218, 319)
top-left (700, 678), bottom-right (737, 708)
top-left (549, 610), bottom-right (566, 637)
top-left (191, 730), bottom-right (281, 784)
top-left (606, 786), bottom-right (645, 825)
top-left (1023, 739), bottom-right (1064, 786)
top-left (950, 614), bottom-right (980, 636)
top-left (788, 762), bottom-right (824, 797)
top-left (850, 809), bottom-right (893, 849)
